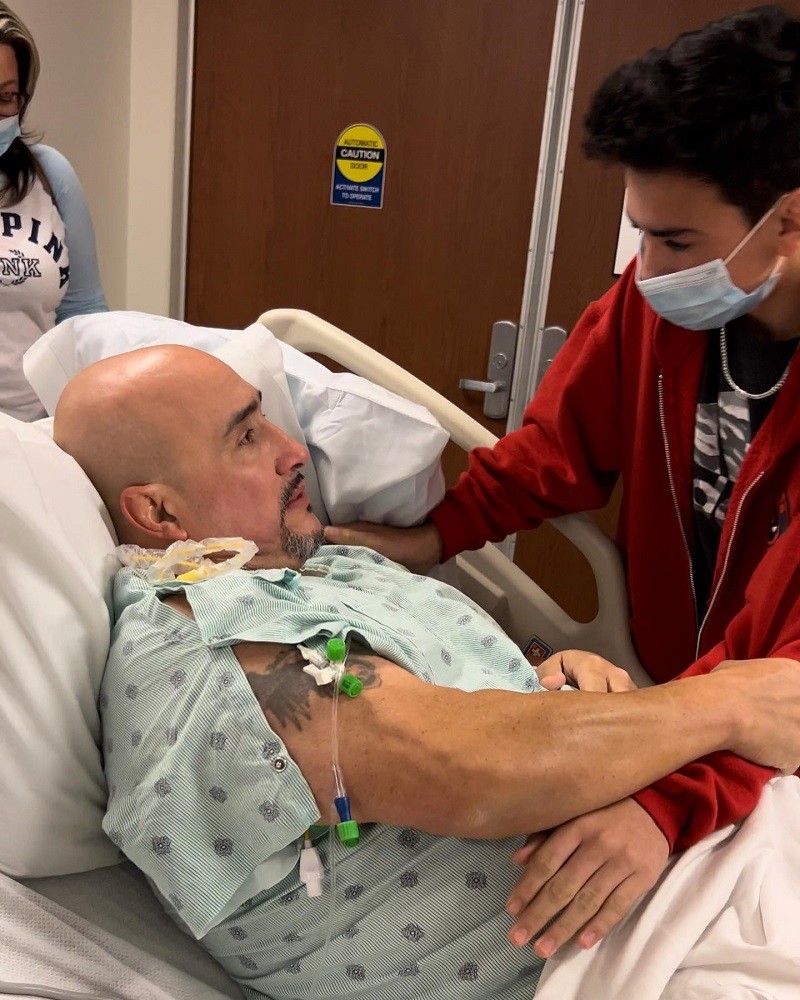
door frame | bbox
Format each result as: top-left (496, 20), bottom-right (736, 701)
top-left (499, 0), bottom-right (585, 558)
top-left (511, 0), bottom-right (585, 431)
top-left (172, 0), bottom-right (196, 321)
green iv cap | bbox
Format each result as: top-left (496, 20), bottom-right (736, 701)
top-left (339, 673), bottom-right (363, 698)
top-left (337, 820), bottom-right (360, 847)
top-left (326, 637), bottom-right (346, 662)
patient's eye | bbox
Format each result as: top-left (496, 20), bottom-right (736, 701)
top-left (238, 428), bottom-right (256, 446)
top-left (664, 238), bottom-right (690, 251)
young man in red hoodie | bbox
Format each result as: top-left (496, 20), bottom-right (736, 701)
top-left (327, 4), bottom-right (800, 961)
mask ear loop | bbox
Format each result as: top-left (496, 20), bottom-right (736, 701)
top-left (724, 194), bottom-right (787, 265)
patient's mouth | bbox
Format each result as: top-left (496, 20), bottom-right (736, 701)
top-left (281, 473), bottom-right (307, 511)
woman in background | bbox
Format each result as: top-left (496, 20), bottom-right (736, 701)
top-left (0, 2), bottom-right (106, 420)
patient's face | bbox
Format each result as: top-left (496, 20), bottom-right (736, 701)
top-left (171, 369), bottom-right (323, 569)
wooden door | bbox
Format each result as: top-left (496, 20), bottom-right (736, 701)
top-left (187, 0), bottom-right (558, 446)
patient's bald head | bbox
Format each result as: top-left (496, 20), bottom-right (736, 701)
top-left (55, 346), bottom-right (192, 534)
top-left (55, 346), bottom-right (323, 569)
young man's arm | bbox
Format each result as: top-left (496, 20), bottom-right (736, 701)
top-left (634, 657), bottom-right (800, 851)
top-left (325, 280), bottom-right (633, 570)
top-left (229, 637), bottom-right (800, 839)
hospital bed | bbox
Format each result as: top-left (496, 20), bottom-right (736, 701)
top-left (1, 310), bottom-right (796, 1000)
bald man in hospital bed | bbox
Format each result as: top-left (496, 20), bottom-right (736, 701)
top-left (54, 345), bottom-right (800, 1000)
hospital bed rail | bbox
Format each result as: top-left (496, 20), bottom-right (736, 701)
top-left (258, 308), bottom-right (651, 688)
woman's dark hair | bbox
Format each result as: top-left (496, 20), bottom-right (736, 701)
top-left (584, 5), bottom-right (800, 223)
top-left (0, 2), bottom-right (41, 208)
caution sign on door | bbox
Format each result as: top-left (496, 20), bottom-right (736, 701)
top-left (331, 123), bottom-right (386, 209)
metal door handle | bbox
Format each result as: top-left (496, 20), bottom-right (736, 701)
top-left (458, 378), bottom-right (505, 393)
top-left (533, 326), bottom-right (568, 393)
top-left (458, 320), bottom-right (518, 419)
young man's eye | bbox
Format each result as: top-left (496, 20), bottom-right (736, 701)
top-left (239, 428), bottom-right (255, 446)
top-left (664, 239), bottom-right (690, 251)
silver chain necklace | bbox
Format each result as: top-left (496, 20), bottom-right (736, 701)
top-left (719, 324), bottom-right (792, 401)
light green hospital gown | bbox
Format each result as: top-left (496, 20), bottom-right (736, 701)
top-left (102, 545), bottom-right (547, 999)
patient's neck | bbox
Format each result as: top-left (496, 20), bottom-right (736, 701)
top-left (246, 553), bottom-right (307, 572)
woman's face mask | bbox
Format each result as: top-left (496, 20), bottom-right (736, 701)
top-left (635, 198), bottom-right (784, 331)
top-left (0, 113), bottom-right (20, 158)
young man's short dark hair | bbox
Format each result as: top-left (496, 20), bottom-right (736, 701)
top-left (584, 5), bottom-right (800, 222)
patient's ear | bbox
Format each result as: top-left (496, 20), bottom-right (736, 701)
top-left (119, 484), bottom-right (189, 543)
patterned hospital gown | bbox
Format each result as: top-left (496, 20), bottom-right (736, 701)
top-left (102, 545), bottom-right (547, 999)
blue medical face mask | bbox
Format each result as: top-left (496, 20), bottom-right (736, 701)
top-left (0, 114), bottom-right (20, 158)
top-left (635, 199), bottom-right (784, 331)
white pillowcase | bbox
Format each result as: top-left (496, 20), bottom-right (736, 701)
top-left (0, 415), bottom-right (120, 876)
top-left (3, 311), bottom-right (446, 877)
top-left (283, 351), bottom-right (447, 525)
top-left (23, 310), bottom-right (234, 417)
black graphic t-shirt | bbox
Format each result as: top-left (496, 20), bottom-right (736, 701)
top-left (692, 320), bottom-right (798, 614)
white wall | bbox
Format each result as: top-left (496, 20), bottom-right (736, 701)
top-left (127, 0), bottom-right (182, 314)
top-left (13, 0), bottom-right (184, 314)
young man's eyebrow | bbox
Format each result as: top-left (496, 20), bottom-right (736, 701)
top-left (627, 215), bottom-right (700, 238)
top-left (223, 390), bottom-right (262, 438)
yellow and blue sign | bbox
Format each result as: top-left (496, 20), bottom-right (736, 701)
top-left (331, 123), bottom-right (386, 209)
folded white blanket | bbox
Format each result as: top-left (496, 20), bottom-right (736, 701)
top-left (535, 776), bottom-right (800, 1000)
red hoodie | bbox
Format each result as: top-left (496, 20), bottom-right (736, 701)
top-left (430, 261), bottom-right (800, 852)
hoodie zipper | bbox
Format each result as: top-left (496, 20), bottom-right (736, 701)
top-left (696, 470), bottom-right (764, 659)
top-left (657, 373), bottom-right (698, 636)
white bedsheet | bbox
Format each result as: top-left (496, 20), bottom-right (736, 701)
top-left (3, 862), bottom-right (242, 999)
top-left (536, 776), bottom-right (800, 1000)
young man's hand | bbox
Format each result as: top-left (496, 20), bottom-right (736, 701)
top-left (711, 656), bottom-right (800, 774)
top-left (505, 798), bottom-right (668, 958)
top-left (323, 520), bottom-right (443, 573)
top-left (537, 649), bottom-right (639, 692)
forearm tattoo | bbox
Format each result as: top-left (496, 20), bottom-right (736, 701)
top-left (245, 641), bottom-right (382, 731)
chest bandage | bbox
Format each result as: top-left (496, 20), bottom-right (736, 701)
top-left (116, 537), bottom-right (258, 584)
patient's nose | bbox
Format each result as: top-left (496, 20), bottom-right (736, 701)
top-left (273, 427), bottom-right (310, 473)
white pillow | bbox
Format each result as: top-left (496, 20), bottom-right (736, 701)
top-left (23, 310), bottom-right (233, 416)
top-left (282, 350), bottom-right (446, 525)
top-left (0, 414), bottom-right (120, 877)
